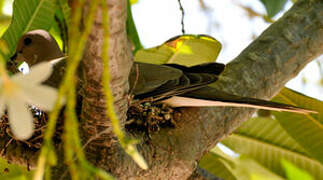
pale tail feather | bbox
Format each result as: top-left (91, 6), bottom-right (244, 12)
top-left (161, 96), bottom-right (316, 114)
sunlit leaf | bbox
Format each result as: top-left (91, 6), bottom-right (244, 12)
top-left (134, 34), bottom-right (221, 66)
top-left (0, 16), bottom-right (11, 36)
top-left (130, 0), bottom-right (138, 5)
top-left (0, 158), bottom-right (32, 179)
top-left (127, 0), bottom-right (142, 53)
top-left (281, 159), bottom-right (314, 180)
top-left (57, 0), bottom-right (70, 23)
top-left (1, 0), bottom-right (57, 57)
top-left (272, 88), bottom-right (323, 164)
top-left (200, 147), bottom-right (283, 180)
top-left (259, 0), bottom-right (288, 18)
top-left (221, 117), bottom-right (322, 179)
top-left (250, 173), bottom-right (276, 180)
top-left (0, 0), bottom-right (4, 12)
top-left (199, 152), bottom-right (236, 180)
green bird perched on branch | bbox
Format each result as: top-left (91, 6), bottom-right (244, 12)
top-left (9, 29), bottom-right (316, 114)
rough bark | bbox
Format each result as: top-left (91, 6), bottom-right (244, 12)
top-left (187, 167), bottom-right (223, 180)
top-left (79, 0), bottom-right (132, 152)
top-left (0, 0), bottom-right (322, 179)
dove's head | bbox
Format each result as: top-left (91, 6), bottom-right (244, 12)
top-left (10, 29), bottom-right (64, 66)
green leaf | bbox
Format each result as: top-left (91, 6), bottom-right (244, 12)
top-left (200, 147), bottom-right (283, 180)
top-left (259, 0), bottom-right (288, 18)
top-left (0, 0), bottom-right (12, 37)
top-left (272, 88), bottom-right (323, 164)
top-left (0, 158), bottom-right (32, 179)
top-left (130, 0), bottom-right (138, 5)
top-left (127, 0), bottom-right (142, 54)
top-left (221, 117), bottom-right (323, 179)
top-left (134, 34), bottom-right (221, 66)
top-left (1, 0), bottom-right (57, 57)
top-left (281, 159), bottom-right (314, 180)
top-left (199, 152), bottom-right (236, 180)
top-left (0, 1), bottom-right (5, 15)
top-left (57, 0), bottom-right (70, 23)
top-left (51, 0), bottom-right (70, 53)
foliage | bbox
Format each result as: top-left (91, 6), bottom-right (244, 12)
top-left (218, 116), bottom-right (322, 179)
top-left (200, 147), bottom-right (284, 180)
top-left (134, 34), bottom-right (221, 66)
top-left (0, 158), bottom-right (31, 179)
top-left (259, 0), bottom-right (288, 18)
top-left (126, 0), bottom-right (142, 53)
top-left (272, 88), bottom-right (323, 163)
top-left (281, 159), bottom-right (314, 180)
top-left (1, 0), bottom-right (56, 56)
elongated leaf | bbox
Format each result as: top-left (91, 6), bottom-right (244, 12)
top-left (272, 88), bottom-right (323, 164)
top-left (281, 159), bottom-right (314, 180)
top-left (127, 0), bottom-right (142, 53)
top-left (1, 0), bottom-right (57, 56)
top-left (134, 34), bottom-right (221, 66)
top-left (0, 158), bottom-right (32, 178)
top-left (199, 152), bottom-right (236, 180)
top-left (235, 117), bottom-right (307, 155)
top-left (57, 0), bottom-right (70, 23)
top-left (222, 117), bottom-right (322, 179)
top-left (130, 0), bottom-right (138, 4)
top-left (259, 0), bottom-right (288, 18)
top-left (200, 147), bottom-right (283, 180)
top-left (0, 1), bottom-right (5, 15)
top-left (51, 0), bottom-right (70, 53)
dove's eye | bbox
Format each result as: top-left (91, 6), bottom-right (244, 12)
top-left (23, 37), bottom-right (32, 46)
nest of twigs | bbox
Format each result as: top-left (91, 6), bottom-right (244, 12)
top-left (0, 106), bottom-right (64, 153)
top-left (126, 102), bottom-right (181, 136)
top-left (0, 99), bottom-right (181, 158)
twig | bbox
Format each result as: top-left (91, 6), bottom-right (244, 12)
top-left (177, 0), bottom-right (185, 34)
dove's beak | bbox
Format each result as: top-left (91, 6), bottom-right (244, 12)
top-left (6, 52), bottom-right (19, 73)
top-left (10, 52), bottom-right (17, 61)
top-left (10, 52), bottom-right (26, 66)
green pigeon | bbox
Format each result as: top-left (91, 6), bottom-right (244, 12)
top-left (9, 29), bottom-right (315, 114)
